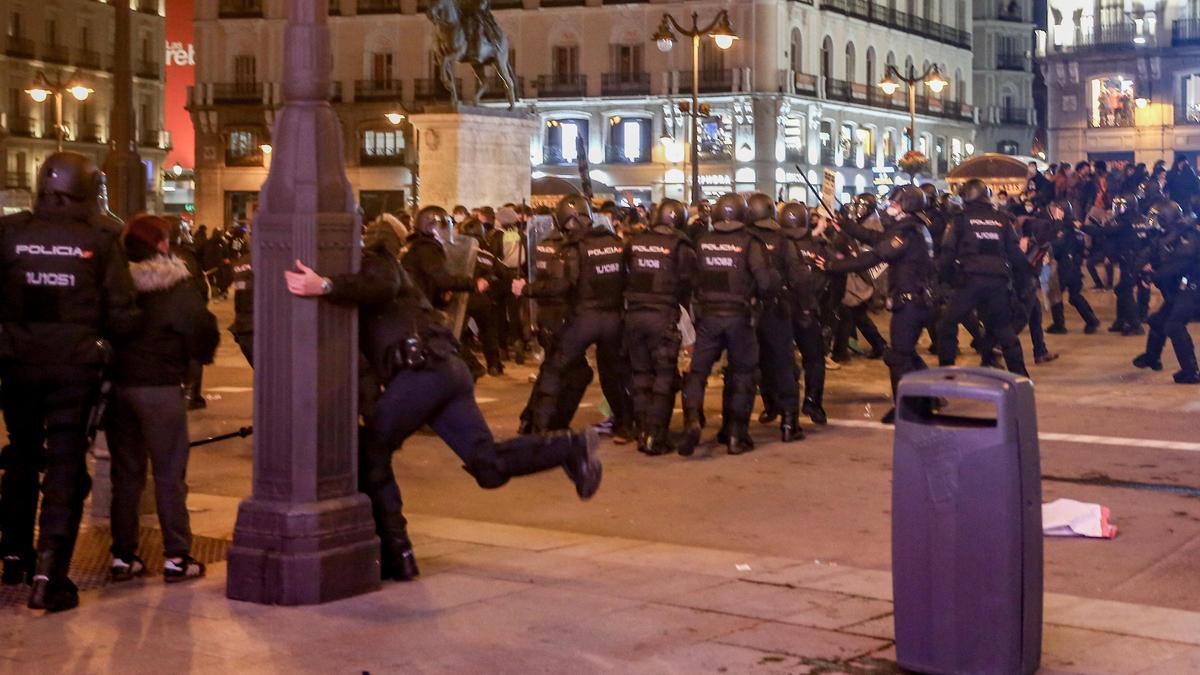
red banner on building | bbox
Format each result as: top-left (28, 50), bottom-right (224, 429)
top-left (164, 0), bottom-right (195, 169)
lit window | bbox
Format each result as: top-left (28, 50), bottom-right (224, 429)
top-left (543, 118), bottom-right (589, 165)
top-left (605, 116), bottom-right (651, 164)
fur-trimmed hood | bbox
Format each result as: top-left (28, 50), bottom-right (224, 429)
top-left (129, 254), bottom-right (192, 293)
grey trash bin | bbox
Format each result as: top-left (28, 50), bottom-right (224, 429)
top-left (892, 367), bottom-right (1042, 675)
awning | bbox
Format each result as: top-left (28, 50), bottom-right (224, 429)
top-left (530, 175), bottom-right (616, 208)
top-left (945, 153), bottom-right (1047, 195)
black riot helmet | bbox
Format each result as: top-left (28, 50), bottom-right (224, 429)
top-left (850, 193), bottom-right (878, 222)
top-left (918, 183), bottom-right (940, 209)
top-left (1111, 193), bottom-right (1139, 218)
top-left (554, 194), bottom-right (593, 232)
top-left (1145, 199), bottom-right (1184, 231)
top-left (958, 178), bottom-right (992, 205)
top-left (651, 198), bottom-right (688, 230)
top-left (778, 202), bottom-right (810, 238)
top-left (1049, 199), bottom-right (1075, 223)
top-left (713, 193), bottom-right (748, 224)
top-left (36, 151), bottom-right (96, 214)
top-left (887, 185), bottom-right (927, 214)
top-left (415, 205), bottom-right (454, 243)
top-left (746, 193), bottom-right (777, 224)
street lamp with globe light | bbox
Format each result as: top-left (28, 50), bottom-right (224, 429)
top-left (878, 63), bottom-right (949, 153)
top-left (26, 71), bottom-right (93, 151)
top-left (652, 9), bottom-right (736, 204)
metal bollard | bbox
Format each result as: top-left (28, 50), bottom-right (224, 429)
top-left (891, 367), bottom-right (1042, 675)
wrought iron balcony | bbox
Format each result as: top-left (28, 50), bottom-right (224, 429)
top-left (75, 49), bottom-right (103, 70)
top-left (137, 60), bottom-right (162, 79)
top-left (357, 0), bottom-right (401, 14)
top-left (6, 37), bottom-right (35, 59)
top-left (1174, 19), bottom-right (1200, 46)
top-left (414, 77), bottom-right (461, 102)
top-left (600, 72), bottom-right (650, 97)
top-left (213, 82), bottom-right (264, 104)
top-left (996, 52), bottom-right (1026, 71)
top-left (354, 79), bottom-right (403, 102)
top-left (819, 0), bottom-right (971, 49)
top-left (219, 0), bottom-right (263, 17)
top-left (535, 74), bottom-right (587, 98)
top-left (8, 117), bottom-right (37, 138)
top-left (479, 74), bottom-right (524, 100)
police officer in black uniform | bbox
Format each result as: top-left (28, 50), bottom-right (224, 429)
top-left (780, 202), bottom-right (829, 425)
top-left (1046, 200), bottom-right (1101, 334)
top-left (229, 243), bottom-right (254, 366)
top-left (0, 152), bottom-right (140, 610)
top-left (821, 185), bottom-right (935, 425)
top-left (1134, 201), bottom-right (1189, 373)
top-left (284, 218), bottom-right (603, 581)
top-left (1109, 194), bottom-right (1151, 335)
top-left (517, 220), bottom-right (593, 434)
top-left (1163, 211), bottom-right (1200, 384)
top-left (678, 193), bottom-right (778, 456)
top-left (623, 198), bottom-right (695, 455)
top-left (402, 207), bottom-right (479, 321)
top-left (528, 195), bottom-right (633, 440)
top-left (745, 193), bottom-right (805, 442)
top-left (458, 218), bottom-right (509, 376)
top-left (935, 179), bottom-right (1030, 377)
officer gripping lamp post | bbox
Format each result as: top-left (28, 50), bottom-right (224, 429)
top-left (25, 72), bottom-right (94, 152)
top-left (652, 10), bottom-right (737, 205)
top-left (878, 63), bottom-right (948, 152)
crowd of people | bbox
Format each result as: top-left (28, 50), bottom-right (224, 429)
top-left (2, 148), bottom-right (1199, 613)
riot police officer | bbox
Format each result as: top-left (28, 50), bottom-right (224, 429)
top-left (936, 179), bottom-right (1030, 376)
top-left (458, 218), bottom-right (509, 376)
top-left (229, 243), bottom-right (254, 366)
top-left (679, 193), bottom-right (778, 456)
top-left (623, 198), bottom-right (695, 455)
top-left (1134, 201), bottom-right (1189, 372)
top-left (1163, 212), bottom-right (1200, 384)
top-left (821, 185), bottom-right (935, 425)
top-left (402, 207), bottom-right (479, 317)
top-left (1046, 200), bottom-right (1101, 334)
top-left (745, 193), bottom-right (805, 442)
top-left (780, 202), bottom-right (829, 425)
top-left (516, 218), bottom-right (593, 434)
top-left (0, 152), bottom-right (140, 610)
top-left (527, 195), bottom-right (632, 440)
top-left (918, 183), bottom-right (949, 255)
top-left (284, 221), bottom-right (602, 582)
top-left (1109, 194), bottom-right (1151, 335)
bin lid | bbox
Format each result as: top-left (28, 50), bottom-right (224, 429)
top-left (897, 367), bottom-right (1027, 403)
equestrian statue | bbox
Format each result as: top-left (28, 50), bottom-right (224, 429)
top-left (426, 0), bottom-right (518, 109)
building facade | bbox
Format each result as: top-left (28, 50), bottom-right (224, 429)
top-left (1, 0), bottom-right (169, 213)
top-left (1043, 0), bottom-right (1200, 166)
top-left (191, 0), bottom-right (977, 227)
top-left (972, 0), bottom-right (1037, 155)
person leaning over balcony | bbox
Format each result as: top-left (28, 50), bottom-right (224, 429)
top-left (108, 214), bottom-right (220, 585)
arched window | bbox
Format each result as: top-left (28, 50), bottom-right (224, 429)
top-left (790, 28), bottom-right (803, 73)
top-left (820, 36), bottom-right (833, 83)
top-left (845, 42), bottom-right (856, 83)
top-left (866, 47), bottom-right (877, 90)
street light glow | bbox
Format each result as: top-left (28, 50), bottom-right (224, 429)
top-left (879, 73), bottom-right (899, 96)
top-left (710, 12), bottom-right (737, 50)
top-left (26, 87), bottom-right (50, 103)
top-left (652, 18), bottom-right (675, 53)
top-left (384, 112), bottom-right (405, 125)
top-left (925, 65), bottom-right (948, 94)
top-left (260, 144), bottom-right (273, 154)
top-left (69, 85), bottom-right (93, 101)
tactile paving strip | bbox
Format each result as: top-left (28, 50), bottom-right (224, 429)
top-left (0, 525), bottom-right (230, 609)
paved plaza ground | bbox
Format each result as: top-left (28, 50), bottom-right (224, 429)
top-left (3, 288), bottom-right (1200, 673)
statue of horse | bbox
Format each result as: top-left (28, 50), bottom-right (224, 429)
top-left (426, 0), bottom-right (518, 110)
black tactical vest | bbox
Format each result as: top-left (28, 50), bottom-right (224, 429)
top-left (955, 206), bottom-right (1010, 276)
top-left (786, 234), bottom-right (826, 312)
top-left (695, 227), bottom-right (753, 312)
top-left (576, 230), bottom-right (625, 310)
top-left (626, 228), bottom-right (683, 306)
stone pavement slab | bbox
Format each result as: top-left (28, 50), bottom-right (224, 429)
top-left (5, 510), bottom-right (1200, 674)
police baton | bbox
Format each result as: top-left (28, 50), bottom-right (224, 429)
top-left (796, 164), bottom-right (843, 222)
top-left (189, 426), bottom-right (253, 448)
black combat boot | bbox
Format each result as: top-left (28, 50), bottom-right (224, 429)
top-left (1133, 353), bottom-right (1164, 371)
top-left (727, 422), bottom-right (755, 455)
top-left (802, 398), bottom-right (828, 425)
top-left (646, 427), bottom-right (676, 456)
top-left (678, 413), bottom-right (703, 457)
top-left (1174, 370), bottom-right (1200, 384)
top-left (28, 550), bottom-right (78, 612)
top-left (780, 412), bottom-right (805, 443)
top-left (1047, 303), bottom-right (1068, 334)
top-left (494, 430), bottom-right (602, 499)
top-left (380, 534), bottom-right (420, 582)
top-left (757, 410), bottom-right (778, 425)
top-left (2, 555), bottom-right (31, 586)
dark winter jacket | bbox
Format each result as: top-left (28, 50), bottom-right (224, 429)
top-left (112, 255), bottom-right (220, 387)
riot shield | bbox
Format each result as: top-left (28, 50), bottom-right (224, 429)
top-left (525, 215), bottom-right (556, 324)
top-left (440, 235), bottom-right (479, 337)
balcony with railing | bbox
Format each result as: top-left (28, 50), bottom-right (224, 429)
top-left (357, 0), bottom-right (401, 13)
top-left (359, 150), bottom-right (407, 166)
top-left (826, 78), bottom-right (853, 103)
top-left (692, 69), bottom-right (733, 94)
top-left (43, 45), bottom-right (70, 65)
top-left (355, 79), bottom-right (403, 101)
top-left (819, 146), bottom-right (836, 166)
top-left (139, 129), bottom-right (171, 149)
top-left (213, 82), bottom-right (264, 104)
top-left (997, 107), bottom-right (1031, 125)
top-left (8, 117), bottom-right (36, 138)
top-left (219, 0), bottom-right (263, 17)
top-left (1053, 24), bottom-right (1145, 53)
top-left (414, 77), bottom-right (461, 102)
top-left (78, 123), bottom-right (105, 143)
top-left (479, 74), bottom-right (524, 100)
top-left (794, 72), bottom-right (818, 95)
top-left (6, 37), bottom-right (35, 59)
top-left (819, 0), bottom-right (971, 49)
top-left (226, 149), bottom-right (265, 167)
top-left (601, 72), bottom-right (650, 97)
top-left (1174, 19), bottom-right (1200, 46)
top-left (5, 175), bottom-right (31, 191)
top-left (535, 73), bottom-right (587, 98)
top-left (75, 49), bottom-right (103, 70)
top-left (996, 51), bottom-right (1026, 71)
top-left (137, 60), bottom-right (162, 79)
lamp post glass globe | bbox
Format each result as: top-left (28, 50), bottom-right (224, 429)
top-left (385, 112), bottom-right (405, 125)
top-left (879, 77), bottom-right (899, 96)
top-left (925, 66), bottom-right (948, 94)
top-left (713, 33), bottom-right (735, 50)
top-left (26, 87), bottom-right (50, 103)
top-left (68, 85), bottom-right (92, 101)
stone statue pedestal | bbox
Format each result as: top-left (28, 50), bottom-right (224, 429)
top-left (409, 107), bottom-right (537, 208)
